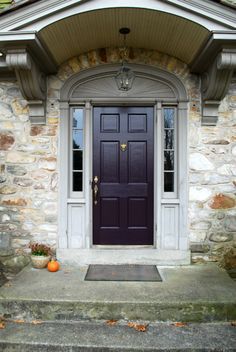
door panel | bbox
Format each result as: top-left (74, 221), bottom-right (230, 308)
top-left (93, 106), bottom-right (154, 245)
top-left (101, 142), bottom-right (120, 183)
top-left (128, 141), bottom-right (147, 183)
top-left (100, 198), bottom-right (120, 228)
top-left (128, 198), bottom-right (147, 228)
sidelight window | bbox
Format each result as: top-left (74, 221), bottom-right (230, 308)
top-left (71, 108), bottom-right (84, 194)
top-left (163, 107), bottom-right (177, 197)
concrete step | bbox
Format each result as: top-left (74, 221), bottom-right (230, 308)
top-left (0, 264), bottom-right (236, 323)
top-left (1, 296), bottom-right (236, 323)
top-left (0, 320), bottom-right (236, 351)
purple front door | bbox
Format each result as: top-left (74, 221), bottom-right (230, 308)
top-left (93, 106), bottom-right (154, 245)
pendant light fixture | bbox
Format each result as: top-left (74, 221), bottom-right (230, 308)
top-left (115, 27), bottom-right (135, 91)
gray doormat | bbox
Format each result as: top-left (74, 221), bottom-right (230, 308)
top-left (85, 265), bottom-right (162, 282)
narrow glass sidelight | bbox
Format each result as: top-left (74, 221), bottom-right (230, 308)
top-left (72, 108), bottom-right (84, 193)
top-left (163, 108), bottom-right (176, 195)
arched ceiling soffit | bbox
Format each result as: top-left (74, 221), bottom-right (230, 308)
top-left (38, 8), bottom-right (210, 66)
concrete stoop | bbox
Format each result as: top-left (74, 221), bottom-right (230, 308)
top-left (0, 263), bottom-right (236, 351)
top-left (0, 321), bottom-right (236, 351)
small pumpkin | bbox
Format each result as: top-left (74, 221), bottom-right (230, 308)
top-left (47, 259), bottom-right (60, 272)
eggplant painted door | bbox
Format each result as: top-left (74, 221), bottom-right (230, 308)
top-left (93, 107), bottom-right (154, 245)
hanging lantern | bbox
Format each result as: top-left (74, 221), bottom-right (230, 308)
top-left (115, 63), bottom-right (135, 91)
top-left (115, 28), bottom-right (135, 91)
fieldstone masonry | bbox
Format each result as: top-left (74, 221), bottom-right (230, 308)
top-left (0, 47), bottom-right (235, 272)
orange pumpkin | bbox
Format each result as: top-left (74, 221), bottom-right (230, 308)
top-left (47, 259), bottom-right (60, 272)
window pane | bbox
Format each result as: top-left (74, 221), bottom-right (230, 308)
top-left (73, 130), bottom-right (83, 149)
top-left (164, 151), bottom-right (174, 170)
top-left (164, 130), bottom-right (174, 149)
top-left (164, 172), bottom-right (174, 192)
top-left (164, 108), bottom-right (174, 128)
top-left (73, 151), bottom-right (83, 170)
top-left (73, 109), bottom-right (83, 129)
top-left (73, 172), bottom-right (83, 192)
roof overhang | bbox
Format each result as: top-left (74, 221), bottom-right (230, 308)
top-left (0, 0), bottom-right (235, 73)
top-left (0, 0), bottom-right (235, 125)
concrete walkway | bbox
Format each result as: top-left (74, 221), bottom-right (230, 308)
top-left (0, 263), bottom-right (235, 322)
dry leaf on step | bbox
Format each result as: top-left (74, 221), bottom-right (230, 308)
top-left (106, 319), bottom-right (118, 326)
top-left (133, 324), bottom-right (148, 332)
top-left (13, 319), bottom-right (25, 324)
top-left (0, 322), bottom-right (6, 329)
top-left (4, 283), bottom-right (12, 288)
top-left (31, 320), bottom-right (43, 325)
top-left (172, 322), bottom-right (187, 327)
top-left (127, 322), bottom-right (148, 332)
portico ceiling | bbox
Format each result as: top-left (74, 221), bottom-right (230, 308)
top-left (38, 8), bottom-right (210, 66)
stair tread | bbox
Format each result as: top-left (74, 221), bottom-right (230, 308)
top-left (1, 264), bottom-right (236, 322)
top-left (0, 321), bottom-right (236, 351)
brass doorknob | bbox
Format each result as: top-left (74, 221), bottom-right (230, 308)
top-left (93, 176), bottom-right (99, 205)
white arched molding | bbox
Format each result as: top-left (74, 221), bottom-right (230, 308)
top-left (60, 64), bottom-right (188, 102)
top-left (58, 63), bottom-right (190, 265)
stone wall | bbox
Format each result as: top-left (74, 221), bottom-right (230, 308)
top-left (0, 80), bottom-right (58, 273)
top-left (189, 79), bottom-right (236, 267)
top-left (0, 47), bottom-right (235, 272)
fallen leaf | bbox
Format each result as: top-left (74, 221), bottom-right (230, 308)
top-left (172, 322), bottom-right (187, 327)
top-left (13, 319), bottom-right (25, 324)
top-left (127, 322), bottom-right (148, 332)
top-left (106, 319), bottom-right (118, 326)
top-left (231, 321), bottom-right (236, 327)
top-left (31, 320), bottom-right (43, 325)
top-left (0, 322), bottom-right (6, 329)
top-left (4, 283), bottom-right (12, 288)
top-left (133, 324), bottom-right (148, 332)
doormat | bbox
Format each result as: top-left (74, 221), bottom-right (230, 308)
top-left (85, 265), bottom-right (162, 282)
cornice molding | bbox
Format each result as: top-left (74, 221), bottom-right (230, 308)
top-left (6, 48), bottom-right (46, 124)
top-left (0, 0), bottom-right (235, 31)
top-left (201, 48), bottom-right (236, 125)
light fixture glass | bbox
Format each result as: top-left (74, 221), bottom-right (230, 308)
top-left (115, 28), bottom-right (135, 92)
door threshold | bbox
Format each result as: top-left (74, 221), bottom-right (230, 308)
top-left (93, 245), bottom-right (154, 249)
top-left (57, 248), bottom-right (191, 266)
